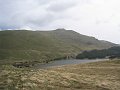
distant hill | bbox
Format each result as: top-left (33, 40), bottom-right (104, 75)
top-left (0, 29), bottom-right (116, 62)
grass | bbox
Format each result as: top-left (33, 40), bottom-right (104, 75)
top-left (0, 59), bottom-right (120, 90)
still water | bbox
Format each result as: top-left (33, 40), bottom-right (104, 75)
top-left (36, 59), bottom-right (107, 69)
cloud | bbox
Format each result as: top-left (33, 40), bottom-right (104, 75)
top-left (0, 0), bottom-right (120, 43)
top-left (0, 0), bottom-right (78, 30)
top-left (0, 0), bottom-right (51, 29)
top-left (47, 0), bottom-right (77, 12)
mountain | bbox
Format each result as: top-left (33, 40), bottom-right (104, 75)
top-left (0, 29), bottom-right (116, 62)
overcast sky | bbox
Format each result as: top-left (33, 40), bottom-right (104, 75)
top-left (0, 0), bottom-right (120, 44)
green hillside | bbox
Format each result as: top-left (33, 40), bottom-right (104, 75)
top-left (0, 29), bottom-right (115, 63)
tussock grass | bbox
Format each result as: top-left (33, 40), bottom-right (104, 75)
top-left (0, 60), bottom-right (120, 90)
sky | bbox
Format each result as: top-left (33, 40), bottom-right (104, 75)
top-left (0, 0), bottom-right (120, 44)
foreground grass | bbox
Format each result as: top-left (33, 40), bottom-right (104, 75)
top-left (0, 60), bottom-right (120, 90)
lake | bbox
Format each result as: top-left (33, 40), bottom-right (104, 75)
top-left (35, 59), bottom-right (107, 69)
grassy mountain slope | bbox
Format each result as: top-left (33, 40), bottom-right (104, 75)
top-left (0, 29), bottom-right (115, 62)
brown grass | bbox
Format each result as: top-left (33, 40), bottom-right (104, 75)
top-left (0, 60), bottom-right (120, 90)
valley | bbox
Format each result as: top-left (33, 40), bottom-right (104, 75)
top-left (0, 29), bottom-right (119, 90)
